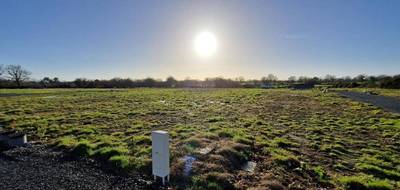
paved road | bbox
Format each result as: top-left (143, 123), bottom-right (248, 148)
top-left (337, 91), bottom-right (400, 114)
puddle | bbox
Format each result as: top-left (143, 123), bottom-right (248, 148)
top-left (182, 155), bottom-right (196, 176)
top-left (242, 161), bottom-right (257, 172)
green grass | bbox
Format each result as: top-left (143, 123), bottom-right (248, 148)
top-left (356, 163), bottom-right (400, 181)
top-left (1, 88), bottom-right (400, 189)
top-left (70, 140), bottom-right (97, 156)
top-left (108, 155), bottom-right (131, 170)
top-left (312, 166), bottom-right (329, 182)
top-left (338, 175), bottom-right (394, 190)
top-left (92, 146), bottom-right (129, 159)
top-left (55, 136), bottom-right (78, 147)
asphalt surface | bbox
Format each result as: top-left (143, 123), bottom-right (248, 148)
top-left (0, 145), bottom-right (156, 190)
top-left (337, 91), bottom-right (400, 114)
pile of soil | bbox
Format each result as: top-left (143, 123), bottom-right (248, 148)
top-left (0, 145), bottom-right (156, 190)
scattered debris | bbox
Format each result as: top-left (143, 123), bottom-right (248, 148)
top-left (241, 161), bottom-right (257, 172)
top-left (321, 88), bottom-right (330, 93)
top-left (198, 146), bottom-right (214, 155)
top-left (182, 155), bottom-right (196, 176)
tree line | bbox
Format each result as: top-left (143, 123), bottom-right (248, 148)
top-left (0, 64), bottom-right (399, 89)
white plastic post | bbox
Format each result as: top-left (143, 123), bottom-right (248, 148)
top-left (152, 130), bottom-right (170, 184)
top-left (8, 133), bottom-right (27, 146)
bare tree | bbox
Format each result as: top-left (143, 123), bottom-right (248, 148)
top-left (5, 65), bottom-right (31, 88)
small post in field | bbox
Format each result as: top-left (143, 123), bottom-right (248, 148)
top-left (8, 133), bottom-right (27, 146)
top-left (151, 130), bottom-right (170, 185)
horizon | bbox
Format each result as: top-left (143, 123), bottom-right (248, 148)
top-left (12, 73), bottom-right (400, 83)
top-left (1, 0), bottom-right (399, 81)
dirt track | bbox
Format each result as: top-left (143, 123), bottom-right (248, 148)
top-left (337, 91), bottom-right (400, 114)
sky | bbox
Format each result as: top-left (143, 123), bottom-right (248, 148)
top-left (0, 0), bottom-right (399, 81)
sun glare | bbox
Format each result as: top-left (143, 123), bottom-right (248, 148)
top-left (193, 31), bottom-right (218, 58)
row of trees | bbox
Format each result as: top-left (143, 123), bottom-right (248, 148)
top-left (0, 64), bottom-right (399, 89)
top-left (288, 74), bottom-right (400, 89)
top-left (13, 77), bottom-right (242, 88)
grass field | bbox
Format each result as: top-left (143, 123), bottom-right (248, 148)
top-left (0, 88), bottom-right (399, 190)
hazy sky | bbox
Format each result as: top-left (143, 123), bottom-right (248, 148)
top-left (1, 0), bottom-right (399, 80)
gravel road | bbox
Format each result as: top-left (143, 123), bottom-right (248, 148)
top-left (0, 145), bottom-right (158, 190)
top-left (337, 91), bottom-right (400, 114)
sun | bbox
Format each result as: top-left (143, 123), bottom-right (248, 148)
top-left (193, 31), bottom-right (218, 58)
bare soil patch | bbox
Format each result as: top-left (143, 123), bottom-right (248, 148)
top-left (0, 145), bottom-right (155, 190)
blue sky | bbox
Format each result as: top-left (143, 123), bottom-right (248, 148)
top-left (0, 0), bottom-right (399, 80)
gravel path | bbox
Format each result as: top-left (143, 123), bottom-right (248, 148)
top-left (0, 145), bottom-right (157, 190)
top-left (337, 91), bottom-right (400, 114)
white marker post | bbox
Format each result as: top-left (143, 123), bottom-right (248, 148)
top-left (8, 133), bottom-right (27, 146)
top-left (151, 130), bottom-right (170, 185)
